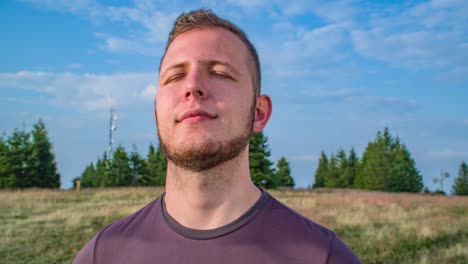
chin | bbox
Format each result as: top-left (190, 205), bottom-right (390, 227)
top-left (177, 137), bottom-right (219, 152)
top-left (163, 131), bottom-right (250, 172)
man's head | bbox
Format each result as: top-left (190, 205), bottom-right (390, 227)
top-left (155, 9), bottom-right (271, 172)
top-left (159, 9), bottom-right (261, 96)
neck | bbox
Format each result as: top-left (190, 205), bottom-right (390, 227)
top-left (164, 147), bottom-right (261, 230)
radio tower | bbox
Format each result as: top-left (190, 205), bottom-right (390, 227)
top-left (108, 105), bottom-right (117, 156)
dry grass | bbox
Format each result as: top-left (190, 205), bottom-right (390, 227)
top-left (1, 187), bottom-right (467, 263)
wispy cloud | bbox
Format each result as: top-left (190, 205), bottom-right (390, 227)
top-left (287, 87), bottom-right (419, 116)
top-left (20, 0), bottom-right (178, 56)
top-left (344, 95), bottom-right (419, 116)
top-left (0, 71), bottom-right (156, 111)
top-left (281, 0), bottom-right (356, 23)
top-left (351, 0), bottom-right (468, 73)
top-left (20, 0), bottom-right (468, 75)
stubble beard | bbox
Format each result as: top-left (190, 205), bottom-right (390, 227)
top-left (157, 102), bottom-right (256, 172)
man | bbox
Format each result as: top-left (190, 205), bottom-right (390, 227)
top-left (74, 9), bottom-right (361, 264)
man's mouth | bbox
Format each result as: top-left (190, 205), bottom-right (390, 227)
top-left (177, 109), bottom-right (216, 123)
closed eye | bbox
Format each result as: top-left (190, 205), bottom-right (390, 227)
top-left (164, 73), bottom-right (185, 85)
top-left (210, 71), bottom-right (235, 80)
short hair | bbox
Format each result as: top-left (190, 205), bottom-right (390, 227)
top-left (159, 9), bottom-right (261, 96)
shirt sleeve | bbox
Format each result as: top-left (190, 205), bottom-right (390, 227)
top-left (72, 235), bottom-right (97, 264)
top-left (326, 233), bottom-right (362, 264)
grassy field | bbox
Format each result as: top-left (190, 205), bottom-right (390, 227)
top-left (1, 187), bottom-right (467, 263)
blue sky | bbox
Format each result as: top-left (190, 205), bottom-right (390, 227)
top-left (1, 0), bottom-right (467, 192)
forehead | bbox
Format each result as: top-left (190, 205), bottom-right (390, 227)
top-left (160, 27), bottom-right (250, 74)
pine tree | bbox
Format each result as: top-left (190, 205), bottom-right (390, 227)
top-left (0, 136), bottom-right (14, 189)
top-left (249, 132), bottom-right (275, 189)
top-left (31, 119), bottom-right (61, 188)
top-left (80, 162), bottom-right (95, 187)
top-left (155, 144), bottom-right (167, 183)
top-left (389, 140), bottom-right (423, 192)
top-left (356, 127), bottom-right (422, 192)
top-left (7, 129), bottom-right (35, 189)
top-left (356, 129), bottom-right (392, 190)
top-left (109, 145), bottom-right (132, 186)
top-left (336, 148), bottom-right (349, 188)
top-left (326, 153), bottom-right (340, 188)
top-left (313, 151), bottom-right (328, 188)
top-left (347, 148), bottom-right (359, 188)
top-left (129, 145), bottom-right (147, 186)
top-left (94, 153), bottom-right (110, 187)
top-left (275, 156), bottom-right (295, 188)
top-left (452, 162), bottom-right (468, 195)
top-left (144, 143), bottom-right (166, 186)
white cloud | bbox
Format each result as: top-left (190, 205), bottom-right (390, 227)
top-left (0, 71), bottom-right (157, 111)
top-left (141, 83), bottom-right (157, 98)
top-left (19, 0), bottom-right (468, 77)
top-left (283, 24), bottom-right (347, 59)
top-left (344, 95), bottom-right (419, 116)
top-left (288, 87), bottom-right (419, 116)
top-left (350, 0), bottom-right (468, 71)
top-left (263, 0), bottom-right (356, 23)
top-left (260, 23), bottom-right (351, 79)
top-left (21, 0), bottom-right (177, 56)
top-left (306, 0), bottom-right (356, 23)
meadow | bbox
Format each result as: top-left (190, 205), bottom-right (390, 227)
top-left (1, 187), bottom-right (467, 263)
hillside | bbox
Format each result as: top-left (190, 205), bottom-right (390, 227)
top-left (1, 188), bottom-right (467, 263)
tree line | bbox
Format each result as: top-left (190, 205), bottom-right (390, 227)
top-left (77, 132), bottom-right (295, 189)
top-left (77, 144), bottom-right (167, 187)
top-left (313, 128), bottom-right (423, 192)
top-left (2, 120), bottom-right (467, 195)
top-left (313, 127), bottom-right (468, 195)
top-left (0, 119), bottom-right (60, 189)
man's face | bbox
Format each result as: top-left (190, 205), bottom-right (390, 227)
top-left (155, 27), bottom-right (256, 171)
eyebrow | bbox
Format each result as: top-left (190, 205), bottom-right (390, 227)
top-left (160, 60), bottom-right (241, 79)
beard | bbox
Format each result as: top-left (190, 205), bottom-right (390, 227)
top-left (157, 101), bottom-right (255, 172)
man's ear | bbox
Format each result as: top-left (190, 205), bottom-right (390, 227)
top-left (253, 94), bottom-right (272, 132)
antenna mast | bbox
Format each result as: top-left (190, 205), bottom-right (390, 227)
top-left (108, 104), bottom-right (117, 156)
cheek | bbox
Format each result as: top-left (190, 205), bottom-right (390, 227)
top-left (156, 91), bottom-right (175, 114)
top-left (218, 98), bottom-right (252, 126)
top-left (155, 97), bottom-right (174, 134)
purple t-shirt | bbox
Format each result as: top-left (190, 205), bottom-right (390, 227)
top-left (74, 190), bottom-right (361, 263)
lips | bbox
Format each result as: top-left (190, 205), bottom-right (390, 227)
top-left (177, 109), bottom-right (216, 123)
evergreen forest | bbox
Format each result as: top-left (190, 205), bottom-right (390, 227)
top-left (0, 119), bottom-right (60, 189)
top-left (1, 121), bottom-right (468, 195)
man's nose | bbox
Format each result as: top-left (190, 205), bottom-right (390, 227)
top-left (184, 71), bottom-right (207, 100)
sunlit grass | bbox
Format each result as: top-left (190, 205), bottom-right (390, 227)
top-left (1, 187), bottom-right (467, 263)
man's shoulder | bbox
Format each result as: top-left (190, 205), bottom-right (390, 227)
top-left (263, 193), bottom-right (335, 238)
top-left (259, 192), bottom-right (361, 263)
top-left (99, 195), bottom-right (162, 239)
top-left (73, 196), bottom-right (163, 264)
